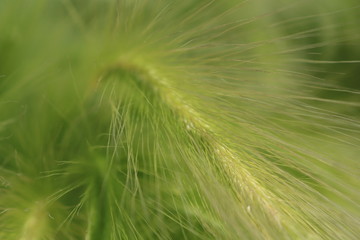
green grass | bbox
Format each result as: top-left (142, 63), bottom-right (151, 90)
top-left (0, 0), bottom-right (359, 239)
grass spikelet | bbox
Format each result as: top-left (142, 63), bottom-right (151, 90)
top-left (0, 0), bottom-right (359, 239)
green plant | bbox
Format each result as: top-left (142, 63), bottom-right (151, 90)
top-left (0, 0), bottom-right (359, 239)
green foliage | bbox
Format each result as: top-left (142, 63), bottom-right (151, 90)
top-left (0, 0), bottom-right (359, 239)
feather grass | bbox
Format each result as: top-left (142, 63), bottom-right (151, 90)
top-left (0, 0), bottom-right (359, 239)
